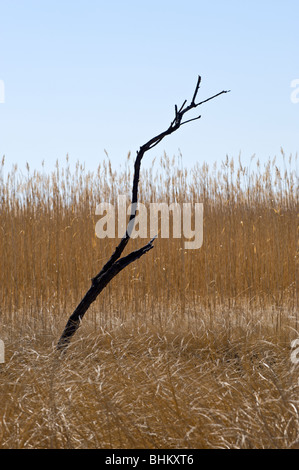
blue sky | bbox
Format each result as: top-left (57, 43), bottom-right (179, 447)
top-left (0, 0), bottom-right (298, 174)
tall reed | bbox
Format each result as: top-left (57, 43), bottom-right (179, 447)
top-left (0, 151), bottom-right (298, 449)
top-left (0, 152), bottom-right (297, 325)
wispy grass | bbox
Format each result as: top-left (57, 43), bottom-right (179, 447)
top-left (1, 314), bottom-right (298, 449)
top-left (0, 151), bottom-right (298, 448)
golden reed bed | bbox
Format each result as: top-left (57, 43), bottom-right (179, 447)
top-left (0, 151), bottom-right (298, 448)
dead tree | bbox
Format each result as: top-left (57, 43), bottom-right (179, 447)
top-left (57, 76), bottom-right (230, 352)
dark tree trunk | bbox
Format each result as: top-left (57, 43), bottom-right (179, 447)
top-left (57, 76), bottom-right (230, 353)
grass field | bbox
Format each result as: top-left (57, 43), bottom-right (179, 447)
top-left (0, 151), bottom-right (298, 448)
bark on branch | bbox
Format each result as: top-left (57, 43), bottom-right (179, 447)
top-left (57, 76), bottom-right (230, 352)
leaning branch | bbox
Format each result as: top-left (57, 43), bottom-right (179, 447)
top-left (57, 76), bottom-right (230, 352)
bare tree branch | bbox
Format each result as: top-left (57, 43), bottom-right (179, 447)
top-left (57, 76), bottom-right (230, 353)
top-left (178, 99), bottom-right (187, 113)
top-left (181, 114), bottom-right (202, 126)
top-left (191, 75), bottom-right (202, 105)
top-left (57, 237), bottom-right (156, 351)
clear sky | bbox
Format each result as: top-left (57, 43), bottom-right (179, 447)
top-left (0, 0), bottom-right (298, 174)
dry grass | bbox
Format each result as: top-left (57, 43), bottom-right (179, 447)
top-left (0, 150), bottom-right (298, 448)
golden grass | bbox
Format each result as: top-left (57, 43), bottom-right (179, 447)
top-left (0, 151), bottom-right (298, 448)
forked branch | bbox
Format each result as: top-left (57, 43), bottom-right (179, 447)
top-left (57, 76), bottom-right (230, 352)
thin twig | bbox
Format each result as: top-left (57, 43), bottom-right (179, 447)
top-left (181, 115), bottom-right (202, 126)
top-left (191, 75), bottom-right (202, 105)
